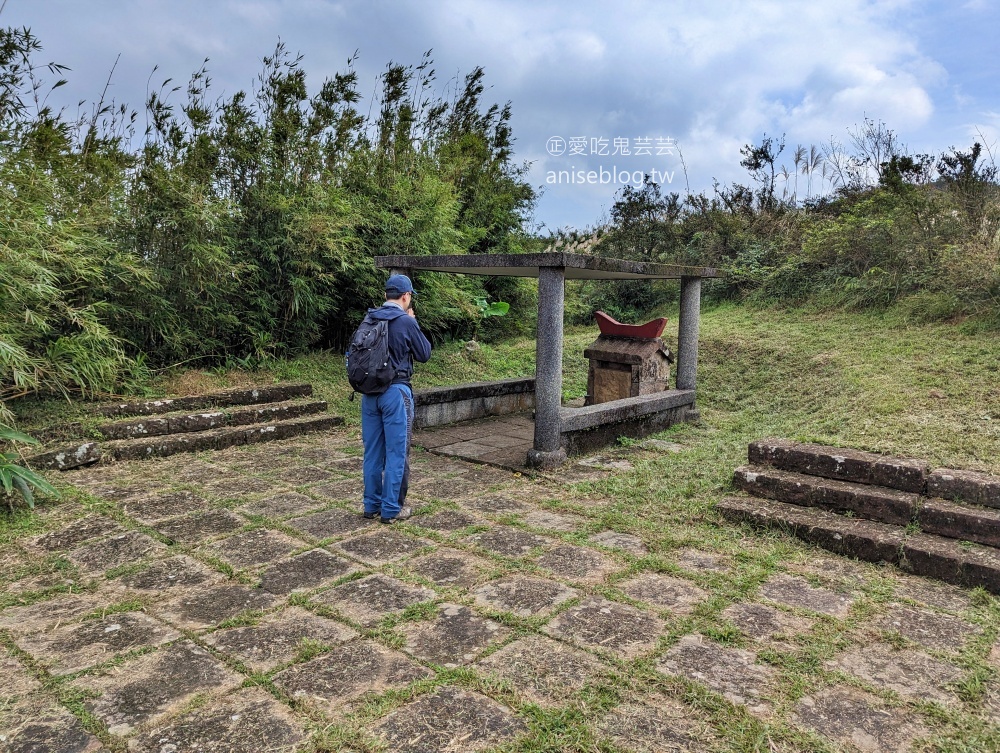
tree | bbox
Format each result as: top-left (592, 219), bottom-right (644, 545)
top-left (740, 133), bottom-right (785, 211)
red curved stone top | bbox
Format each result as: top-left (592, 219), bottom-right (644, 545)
top-left (594, 311), bottom-right (668, 338)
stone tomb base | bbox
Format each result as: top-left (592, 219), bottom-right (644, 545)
top-left (413, 388), bottom-right (695, 470)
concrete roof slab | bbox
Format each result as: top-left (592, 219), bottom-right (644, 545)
top-left (375, 253), bottom-right (719, 280)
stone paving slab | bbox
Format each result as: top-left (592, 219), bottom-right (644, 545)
top-left (258, 548), bottom-right (357, 594)
top-left (589, 530), bottom-right (648, 555)
top-left (544, 596), bottom-right (664, 659)
top-left (72, 640), bottom-right (242, 737)
top-left (202, 606), bottom-right (357, 672)
top-left (410, 508), bottom-right (483, 532)
top-left (15, 611), bottom-right (181, 675)
top-left (326, 455), bottom-right (363, 473)
top-left (270, 464), bottom-right (335, 485)
top-left (473, 575), bottom-right (578, 617)
top-left (153, 509), bottom-right (245, 544)
top-left (155, 459), bottom-right (227, 485)
top-left (87, 482), bottom-right (173, 504)
top-left (758, 573), bottom-right (854, 617)
top-left (536, 543), bottom-right (619, 585)
top-left (463, 463), bottom-right (522, 489)
top-left (793, 685), bottom-right (930, 752)
top-left (152, 583), bottom-right (282, 631)
top-left (125, 687), bottom-right (307, 753)
top-left (893, 575), bottom-right (974, 613)
top-left (0, 653), bottom-right (41, 698)
top-left (658, 634), bottom-right (777, 714)
top-left (374, 686), bottom-right (526, 753)
top-left (410, 475), bottom-right (478, 500)
top-left (619, 572), bottom-right (709, 615)
top-left (475, 634), bottom-right (607, 706)
top-left (308, 478), bottom-right (361, 501)
top-left (577, 454), bottom-right (634, 472)
top-left (460, 493), bottom-right (530, 515)
top-left (238, 491), bottom-right (324, 519)
top-left (400, 603), bottom-right (510, 667)
top-left (596, 698), bottom-right (708, 753)
top-left (0, 593), bottom-right (113, 636)
top-left (784, 553), bottom-right (874, 588)
top-left (433, 439), bottom-right (500, 460)
top-left (200, 475), bottom-right (286, 500)
top-left (3, 569), bottom-right (84, 595)
top-left (875, 605), bottom-right (981, 651)
top-left (720, 602), bottom-right (815, 642)
top-left (674, 548), bottom-right (730, 573)
top-left (30, 516), bottom-right (123, 551)
top-left (67, 531), bottom-right (169, 574)
top-left (330, 528), bottom-right (431, 565)
top-left (118, 490), bottom-right (210, 524)
top-left (272, 640), bottom-right (432, 716)
top-left (411, 453), bottom-right (476, 475)
top-left (200, 527), bottom-right (302, 569)
top-left (65, 475), bottom-right (145, 499)
top-left (405, 548), bottom-right (494, 588)
top-left (825, 643), bottom-right (963, 705)
top-left (0, 696), bottom-right (104, 753)
top-left (311, 574), bottom-right (435, 626)
top-left (520, 509), bottom-right (586, 532)
top-left (111, 554), bottom-right (226, 596)
top-left (464, 525), bottom-right (553, 557)
top-left (286, 506), bottom-right (371, 540)
top-left (985, 687), bottom-right (1000, 725)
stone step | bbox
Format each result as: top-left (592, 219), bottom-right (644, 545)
top-left (716, 495), bottom-right (906, 564)
top-left (734, 465), bottom-right (1000, 549)
top-left (29, 414), bottom-right (343, 470)
top-left (104, 414), bottom-right (343, 462)
top-left (928, 468), bottom-right (1000, 509)
top-left (748, 438), bottom-right (928, 493)
top-left (96, 383), bottom-right (313, 418)
top-left (918, 498), bottom-right (1000, 549)
top-left (733, 465), bottom-right (919, 525)
top-left (717, 496), bottom-right (1000, 594)
top-left (27, 442), bottom-right (102, 471)
top-left (97, 399), bottom-right (328, 440)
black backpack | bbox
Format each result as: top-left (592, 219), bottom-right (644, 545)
top-left (346, 314), bottom-right (395, 396)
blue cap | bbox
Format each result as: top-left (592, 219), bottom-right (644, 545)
top-left (385, 273), bottom-right (416, 297)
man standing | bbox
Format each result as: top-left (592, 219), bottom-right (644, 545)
top-left (361, 274), bottom-right (432, 524)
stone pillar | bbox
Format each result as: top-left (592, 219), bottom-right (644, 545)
top-left (676, 275), bottom-right (701, 417)
top-left (527, 265), bottom-right (567, 469)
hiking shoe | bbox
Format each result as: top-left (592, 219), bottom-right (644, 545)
top-left (380, 506), bottom-right (412, 524)
top-left (363, 511), bottom-right (380, 520)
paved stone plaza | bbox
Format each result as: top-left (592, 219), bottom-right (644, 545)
top-left (2, 427), bottom-right (1000, 752)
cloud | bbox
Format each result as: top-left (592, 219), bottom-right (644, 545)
top-left (1, 0), bottom-right (983, 229)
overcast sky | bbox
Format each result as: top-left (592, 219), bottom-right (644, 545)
top-left (5, 0), bottom-right (999, 232)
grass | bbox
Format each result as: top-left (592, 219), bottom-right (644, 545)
top-left (4, 302), bottom-right (1000, 751)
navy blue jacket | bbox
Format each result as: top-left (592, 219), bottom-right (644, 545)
top-left (367, 303), bottom-right (432, 386)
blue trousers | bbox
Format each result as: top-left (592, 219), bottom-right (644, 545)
top-left (361, 384), bottom-right (413, 518)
